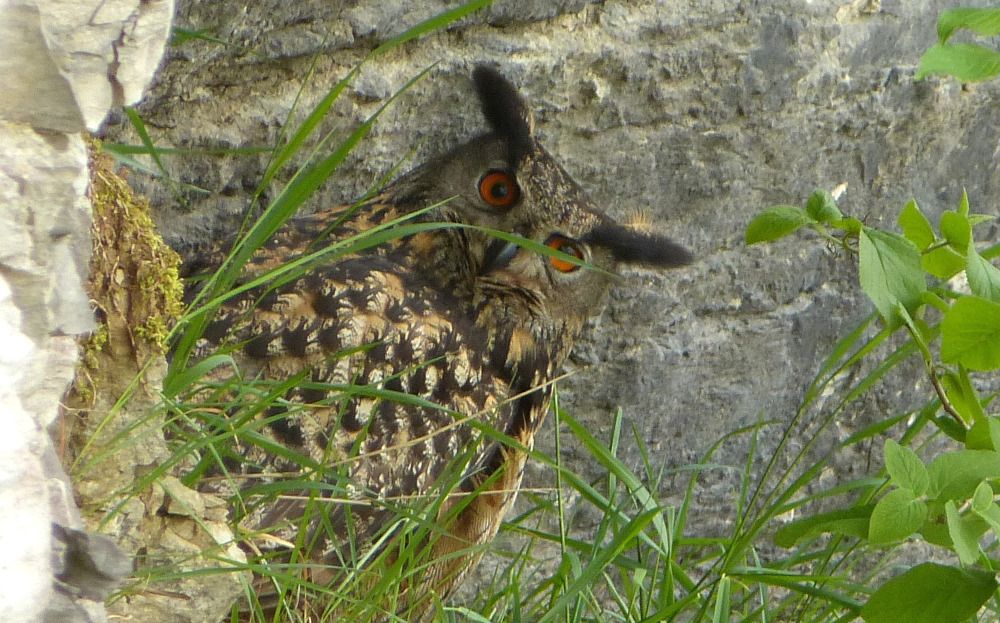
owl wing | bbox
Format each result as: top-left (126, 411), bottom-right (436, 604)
top-left (179, 192), bottom-right (414, 301)
top-left (192, 247), bottom-right (513, 567)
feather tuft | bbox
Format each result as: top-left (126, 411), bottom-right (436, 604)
top-left (472, 65), bottom-right (534, 166)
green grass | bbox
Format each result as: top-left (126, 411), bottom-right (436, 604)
top-left (82, 5), bottom-right (1000, 622)
top-left (97, 252), bottom-right (942, 623)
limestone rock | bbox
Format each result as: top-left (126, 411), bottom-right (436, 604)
top-left (98, 0), bottom-right (1000, 614)
top-left (64, 151), bottom-right (246, 623)
top-left (0, 2), bottom-right (174, 622)
top-left (0, 1), bottom-right (174, 132)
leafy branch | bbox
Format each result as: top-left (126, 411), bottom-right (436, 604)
top-left (917, 7), bottom-right (1000, 82)
top-left (748, 187), bottom-right (1000, 623)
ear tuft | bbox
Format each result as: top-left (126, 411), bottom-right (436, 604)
top-left (472, 65), bottom-right (534, 166)
top-left (586, 221), bottom-right (693, 268)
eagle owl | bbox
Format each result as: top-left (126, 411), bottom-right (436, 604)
top-left (181, 66), bottom-right (691, 620)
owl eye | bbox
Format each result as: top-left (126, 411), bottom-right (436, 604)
top-left (545, 234), bottom-right (585, 273)
top-left (478, 170), bottom-right (520, 208)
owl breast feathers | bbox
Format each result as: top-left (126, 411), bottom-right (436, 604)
top-left (179, 65), bottom-right (691, 620)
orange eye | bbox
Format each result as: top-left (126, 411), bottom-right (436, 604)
top-left (478, 170), bottom-right (520, 208)
top-left (545, 235), bottom-right (585, 273)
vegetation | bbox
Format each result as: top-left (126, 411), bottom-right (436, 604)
top-left (743, 9), bottom-right (1000, 622)
top-left (78, 4), bottom-right (1000, 623)
top-left (747, 187), bottom-right (1000, 623)
top-left (916, 7), bottom-right (1000, 82)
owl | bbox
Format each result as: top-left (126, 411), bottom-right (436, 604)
top-left (179, 65), bottom-right (691, 621)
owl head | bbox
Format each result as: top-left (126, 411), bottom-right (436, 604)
top-left (393, 66), bottom-right (691, 333)
top-left (455, 66), bottom-right (691, 347)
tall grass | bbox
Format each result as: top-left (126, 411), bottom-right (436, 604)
top-left (86, 3), bottom-right (962, 621)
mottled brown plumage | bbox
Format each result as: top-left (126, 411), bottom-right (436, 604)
top-left (182, 66), bottom-right (691, 621)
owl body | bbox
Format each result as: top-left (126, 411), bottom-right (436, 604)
top-left (183, 66), bottom-right (691, 620)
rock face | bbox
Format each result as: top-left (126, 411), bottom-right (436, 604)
top-left (65, 151), bottom-right (247, 623)
top-left (0, 2), bottom-right (173, 622)
top-left (101, 0), bottom-right (1000, 616)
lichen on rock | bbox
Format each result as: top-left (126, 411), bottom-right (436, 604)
top-left (61, 143), bottom-right (246, 623)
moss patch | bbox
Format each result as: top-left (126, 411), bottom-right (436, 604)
top-left (60, 139), bottom-right (185, 489)
top-left (60, 141), bottom-right (245, 623)
top-left (86, 144), bottom-right (183, 363)
top-left (62, 140), bottom-right (184, 473)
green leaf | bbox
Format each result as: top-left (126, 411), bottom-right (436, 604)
top-left (937, 8), bottom-right (1000, 43)
top-left (832, 216), bottom-right (863, 235)
top-left (928, 449), bottom-right (1000, 501)
top-left (163, 354), bottom-right (235, 398)
top-left (971, 482), bottom-right (1000, 533)
top-left (941, 296), bottom-right (1000, 371)
top-left (940, 368), bottom-right (987, 428)
top-left (972, 481), bottom-right (994, 514)
top-left (970, 213), bottom-right (995, 227)
top-left (443, 607), bottom-right (493, 623)
top-left (805, 189), bottom-right (842, 224)
top-left (898, 199), bottom-right (935, 250)
top-left (884, 439), bottom-right (930, 495)
top-left (745, 206), bottom-right (813, 244)
top-left (123, 108), bottom-right (170, 181)
top-left (967, 245), bottom-right (1000, 303)
top-left (170, 27), bottom-right (231, 48)
top-left (916, 43), bottom-right (1000, 82)
top-left (921, 290), bottom-right (950, 314)
top-left (257, 70), bottom-right (357, 193)
top-left (940, 211), bottom-right (972, 253)
top-left (861, 563), bottom-right (997, 623)
top-left (712, 575), bottom-right (731, 623)
top-left (946, 500), bottom-right (985, 565)
top-left (920, 504), bottom-right (953, 547)
top-left (975, 504), bottom-right (1000, 537)
top-left (968, 417), bottom-right (1000, 452)
top-left (774, 505), bottom-right (874, 547)
top-left (922, 245), bottom-right (966, 279)
top-left (535, 508), bottom-right (658, 623)
top-left (370, 0), bottom-right (493, 56)
top-left (858, 228), bottom-right (927, 328)
top-left (958, 188), bottom-right (970, 217)
top-left (935, 414), bottom-right (970, 444)
top-left (869, 488), bottom-right (927, 544)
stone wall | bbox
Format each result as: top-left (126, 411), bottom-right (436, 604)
top-left (99, 0), bottom-right (1000, 617)
top-left (0, 2), bottom-right (172, 621)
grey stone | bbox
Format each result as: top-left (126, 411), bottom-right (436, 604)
top-left (101, 0), bottom-right (1000, 616)
top-left (0, 1), bottom-right (174, 133)
top-left (0, 1), bottom-right (174, 622)
top-left (52, 524), bottom-right (133, 601)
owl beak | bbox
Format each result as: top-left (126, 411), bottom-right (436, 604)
top-left (482, 239), bottom-right (520, 273)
